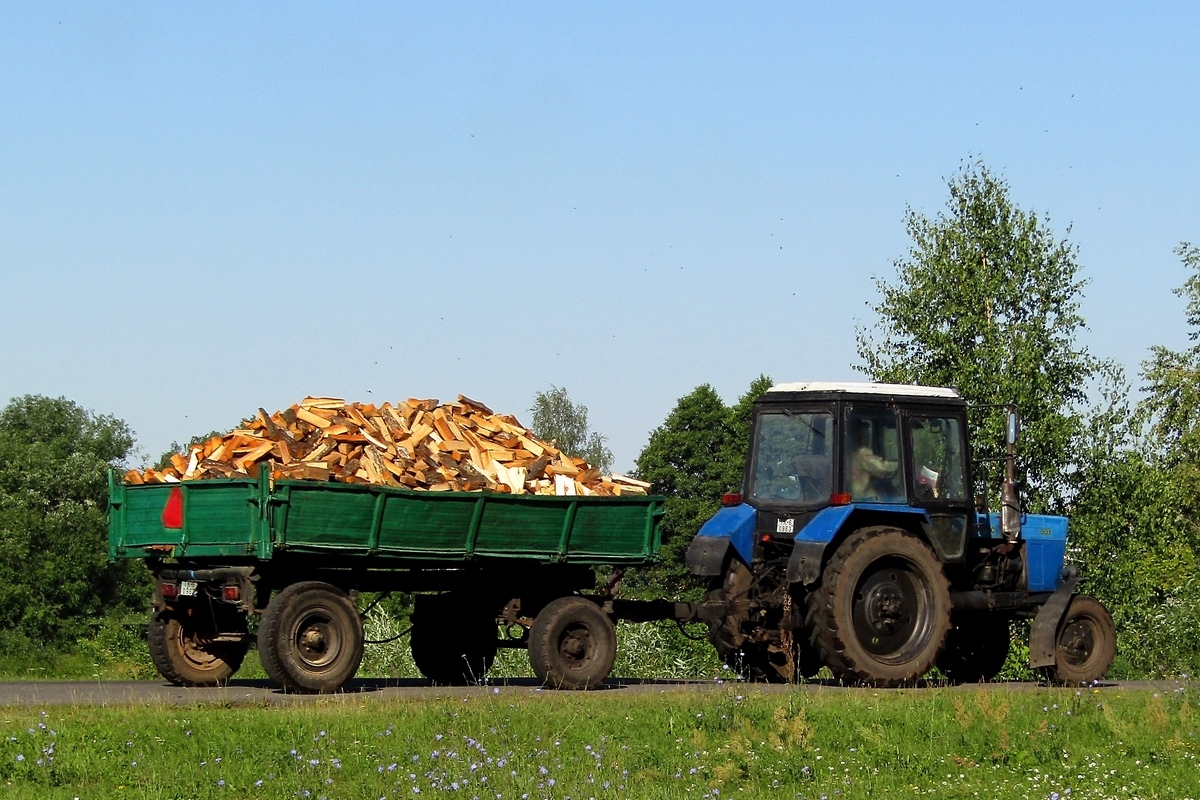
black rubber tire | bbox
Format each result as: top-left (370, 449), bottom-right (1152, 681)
top-left (808, 526), bottom-right (951, 687)
top-left (705, 560), bottom-right (819, 682)
top-left (528, 596), bottom-right (616, 690)
top-left (257, 582), bottom-right (364, 694)
top-left (148, 612), bottom-right (248, 687)
top-left (410, 595), bottom-right (497, 685)
top-left (937, 614), bottom-right (1012, 683)
top-left (1041, 594), bottom-right (1116, 685)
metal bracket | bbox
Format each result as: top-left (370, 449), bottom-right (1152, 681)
top-left (1028, 567), bottom-right (1080, 669)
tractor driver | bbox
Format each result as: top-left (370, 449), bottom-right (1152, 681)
top-left (848, 415), bottom-right (900, 501)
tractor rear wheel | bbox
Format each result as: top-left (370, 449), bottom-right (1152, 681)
top-left (1041, 594), bottom-right (1116, 685)
top-left (808, 527), bottom-right (951, 687)
top-left (937, 614), bottom-right (1011, 683)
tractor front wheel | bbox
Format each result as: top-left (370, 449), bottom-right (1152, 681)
top-left (1041, 594), bottom-right (1116, 685)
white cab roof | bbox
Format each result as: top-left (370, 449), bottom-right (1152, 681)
top-left (766, 381), bottom-right (960, 398)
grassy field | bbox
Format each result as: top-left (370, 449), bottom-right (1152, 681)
top-left (0, 684), bottom-right (1195, 800)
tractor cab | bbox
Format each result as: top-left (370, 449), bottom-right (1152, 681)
top-left (742, 382), bottom-right (974, 563)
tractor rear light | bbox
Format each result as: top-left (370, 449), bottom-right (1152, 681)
top-left (721, 492), bottom-right (743, 507)
top-left (160, 582), bottom-right (179, 599)
top-left (760, 533), bottom-right (772, 543)
top-left (222, 584), bottom-right (241, 602)
top-left (161, 487), bottom-right (184, 529)
top-left (829, 493), bottom-right (852, 506)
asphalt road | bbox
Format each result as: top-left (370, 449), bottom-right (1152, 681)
top-left (0, 678), bottom-right (1184, 707)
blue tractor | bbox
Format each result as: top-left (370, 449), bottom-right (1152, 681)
top-left (686, 382), bottom-right (1116, 686)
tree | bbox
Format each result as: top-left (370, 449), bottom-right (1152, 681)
top-left (528, 386), bottom-right (613, 474)
top-left (856, 159), bottom-right (1102, 512)
top-left (632, 375), bottom-right (772, 593)
top-left (0, 395), bottom-right (149, 650)
top-left (1068, 243), bottom-right (1200, 677)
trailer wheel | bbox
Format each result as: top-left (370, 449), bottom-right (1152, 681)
top-left (528, 597), bottom-right (616, 690)
top-left (258, 582), bottom-right (363, 694)
top-left (706, 560), bottom-right (818, 682)
top-left (808, 527), bottom-right (951, 687)
top-left (937, 614), bottom-right (1011, 683)
top-left (148, 612), bottom-right (248, 687)
top-left (1041, 594), bottom-right (1116, 685)
top-left (410, 595), bottom-right (497, 685)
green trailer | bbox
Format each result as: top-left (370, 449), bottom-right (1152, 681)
top-left (108, 470), bottom-right (672, 692)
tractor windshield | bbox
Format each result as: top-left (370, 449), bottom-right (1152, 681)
top-left (748, 411), bottom-right (833, 505)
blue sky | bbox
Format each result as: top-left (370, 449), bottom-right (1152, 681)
top-left (2, 3), bottom-right (1197, 470)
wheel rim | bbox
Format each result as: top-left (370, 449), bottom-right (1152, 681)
top-left (1058, 614), bottom-right (1099, 668)
top-left (290, 609), bottom-right (342, 671)
top-left (557, 623), bottom-right (595, 671)
top-left (175, 624), bottom-right (223, 671)
top-left (851, 556), bottom-right (934, 664)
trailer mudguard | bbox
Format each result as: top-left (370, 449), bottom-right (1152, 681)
top-left (1028, 567), bottom-right (1080, 669)
top-left (785, 503), bottom-right (934, 585)
top-left (687, 504), bottom-right (757, 572)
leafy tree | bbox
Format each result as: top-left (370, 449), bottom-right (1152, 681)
top-left (632, 375), bottom-right (772, 593)
top-left (1067, 243), bottom-right (1200, 677)
top-left (856, 159), bottom-right (1102, 512)
top-left (0, 396), bottom-right (149, 650)
top-left (528, 386), bottom-right (613, 474)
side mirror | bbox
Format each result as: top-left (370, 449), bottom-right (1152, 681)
top-left (1006, 409), bottom-right (1019, 445)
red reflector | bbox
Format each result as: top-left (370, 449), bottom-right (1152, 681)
top-left (760, 533), bottom-right (772, 543)
top-left (721, 492), bottom-right (743, 507)
top-left (161, 487), bottom-right (184, 529)
top-left (161, 582), bottom-right (179, 599)
top-left (222, 585), bottom-right (241, 602)
top-left (829, 493), bottom-right (852, 506)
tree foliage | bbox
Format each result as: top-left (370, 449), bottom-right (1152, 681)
top-left (528, 386), bottom-right (613, 474)
top-left (632, 375), bottom-right (772, 593)
top-left (1067, 244), bottom-right (1200, 677)
top-left (0, 395), bottom-right (149, 650)
top-left (856, 159), bottom-right (1102, 512)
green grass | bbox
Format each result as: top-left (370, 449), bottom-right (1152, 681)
top-left (0, 685), bottom-right (1195, 799)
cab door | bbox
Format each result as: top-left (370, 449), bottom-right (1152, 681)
top-left (904, 411), bottom-right (971, 562)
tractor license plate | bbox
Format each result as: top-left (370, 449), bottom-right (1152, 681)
top-left (178, 581), bottom-right (198, 597)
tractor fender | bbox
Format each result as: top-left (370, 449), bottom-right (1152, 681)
top-left (686, 504), bottom-right (756, 575)
top-left (1028, 567), bottom-right (1081, 669)
top-left (786, 503), bottom-right (934, 586)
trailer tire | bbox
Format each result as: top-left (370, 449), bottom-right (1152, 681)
top-left (258, 582), bottom-right (363, 694)
top-left (1041, 594), bottom-right (1116, 686)
top-left (937, 614), bottom-right (1011, 683)
top-left (808, 527), bottom-right (951, 687)
top-left (148, 611), bottom-right (247, 687)
top-left (528, 597), bottom-right (616, 690)
top-left (410, 595), bottom-right (497, 685)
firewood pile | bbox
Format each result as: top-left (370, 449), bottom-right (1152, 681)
top-left (124, 395), bottom-right (650, 497)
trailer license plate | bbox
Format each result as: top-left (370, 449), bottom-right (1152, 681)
top-left (179, 581), bottom-right (198, 597)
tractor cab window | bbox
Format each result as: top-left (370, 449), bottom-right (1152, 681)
top-left (909, 415), bottom-right (968, 503)
top-left (844, 408), bottom-right (904, 503)
top-left (748, 411), bottom-right (833, 505)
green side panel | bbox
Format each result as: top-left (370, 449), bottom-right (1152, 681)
top-left (376, 493), bottom-right (478, 554)
top-left (567, 501), bottom-right (659, 559)
top-left (473, 497), bottom-right (571, 555)
top-left (277, 484), bottom-right (378, 552)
